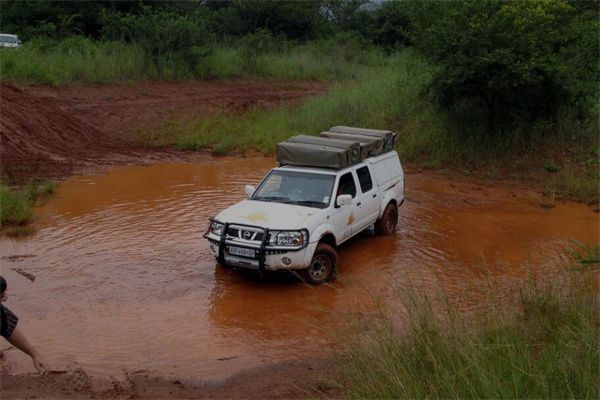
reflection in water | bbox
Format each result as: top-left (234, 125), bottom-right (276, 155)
top-left (0, 158), bottom-right (597, 379)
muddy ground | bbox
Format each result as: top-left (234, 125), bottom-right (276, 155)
top-left (1, 80), bottom-right (598, 400)
top-left (0, 80), bottom-right (327, 181)
top-left (0, 358), bottom-right (339, 400)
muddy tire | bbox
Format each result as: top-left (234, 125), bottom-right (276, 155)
top-left (302, 243), bottom-right (338, 285)
top-left (375, 203), bottom-right (398, 235)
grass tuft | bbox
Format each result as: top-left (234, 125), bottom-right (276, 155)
top-left (0, 180), bottom-right (56, 225)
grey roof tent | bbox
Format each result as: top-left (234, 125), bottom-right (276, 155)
top-left (276, 141), bottom-right (350, 169)
top-left (329, 126), bottom-right (396, 152)
top-left (319, 131), bottom-right (383, 158)
top-left (287, 135), bottom-right (361, 164)
top-left (276, 126), bottom-right (396, 169)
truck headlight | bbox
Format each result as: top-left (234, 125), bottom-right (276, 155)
top-left (270, 230), bottom-right (307, 247)
top-left (208, 221), bottom-right (225, 236)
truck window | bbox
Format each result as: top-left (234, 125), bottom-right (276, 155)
top-left (356, 166), bottom-right (373, 193)
top-left (337, 172), bottom-right (356, 198)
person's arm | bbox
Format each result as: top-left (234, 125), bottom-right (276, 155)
top-left (7, 327), bottom-right (49, 374)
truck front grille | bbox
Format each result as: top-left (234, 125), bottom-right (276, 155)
top-left (226, 227), bottom-right (264, 242)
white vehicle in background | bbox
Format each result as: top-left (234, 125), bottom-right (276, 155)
top-left (204, 126), bottom-right (404, 284)
top-left (0, 34), bottom-right (21, 48)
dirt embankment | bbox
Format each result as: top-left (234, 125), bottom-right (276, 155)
top-left (0, 80), bottom-right (328, 182)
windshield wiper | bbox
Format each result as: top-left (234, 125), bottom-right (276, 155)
top-left (288, 200), bottom-right (325, 208)
top-left (252, 196), bottom-right (291, 203)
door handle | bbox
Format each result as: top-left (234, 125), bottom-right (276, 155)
top-left (372, 194), bottom-right (377, 198)
top-left (357, 202), bottom-right (362, 206)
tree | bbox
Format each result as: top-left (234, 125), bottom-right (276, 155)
top-left (211, 0), bottom-right (324, 41)
top-left (322, 0), bottom-right (370, 31)
top-left (417, 0), bottom-right (598, 132)
top-left (102, 7), bottom-right (214, 73)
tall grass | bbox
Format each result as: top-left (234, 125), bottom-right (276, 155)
top-left (336, 269), bottom-right (599, 399)
top-left (0, 181), bottom-right (55, 225)
top-left (0, 184), bottom-right (32, 224)
top-left (0, 37), bottom-right (150, 85)
top-left (0, 36), bottom-right (386, 85)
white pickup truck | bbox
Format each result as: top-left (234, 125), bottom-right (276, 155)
top-left (204, 127), bottom-right (404, 284)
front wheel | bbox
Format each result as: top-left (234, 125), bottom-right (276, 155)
top-left (375, 203), bottom-right (398, 235)
top-left (302, 243), bottom-right (338, 285)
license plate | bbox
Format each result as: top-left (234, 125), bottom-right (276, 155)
top-left (228, 246), bottom-right (256, 258)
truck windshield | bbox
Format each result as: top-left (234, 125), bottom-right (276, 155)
top-left (252, 170), bottom-right (335, 209)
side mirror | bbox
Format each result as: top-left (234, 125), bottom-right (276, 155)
top-left (245, 185), bottom-right (256, 197)
top-left (336, 194), bottom-right (352, 207)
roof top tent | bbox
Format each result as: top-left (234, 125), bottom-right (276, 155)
top-left (276, 141), bottom-right (352, 169)
top-left (319, 131), bottom-right (384, 158)
top-left (329, 126), bottom-right (397, 152)
top-left (287, 135), bottom-right (361, 164)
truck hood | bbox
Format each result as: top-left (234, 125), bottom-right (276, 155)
top-left (215, 199), bottom-right (319, 229)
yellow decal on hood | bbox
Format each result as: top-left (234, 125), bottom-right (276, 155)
top-left (347, 212), bottom-right (355, 225)
top-left (242, 211), bottom-right (268, 223)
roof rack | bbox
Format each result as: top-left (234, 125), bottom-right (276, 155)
top-left (276, 126), bottom-right (396, 169)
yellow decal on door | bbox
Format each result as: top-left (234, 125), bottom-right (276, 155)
top-left (347, 212), bottom-right (355, 225)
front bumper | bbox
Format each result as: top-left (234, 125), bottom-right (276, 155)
top-left (203, 220), bottom-right (314, 272)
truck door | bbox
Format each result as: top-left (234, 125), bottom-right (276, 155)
top-left (331, 171), bottom-right (360, 243)
top-left (355, 165), bottom-right (380, 230)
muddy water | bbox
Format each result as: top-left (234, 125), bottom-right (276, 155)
top-left (1, 158), bottom-right (598, 379)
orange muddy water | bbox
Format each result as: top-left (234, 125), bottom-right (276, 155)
top-left (1, 158), bottom-right (598, 380)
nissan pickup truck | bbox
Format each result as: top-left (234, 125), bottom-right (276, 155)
top-left (204, 127), bottom-right (404, 284)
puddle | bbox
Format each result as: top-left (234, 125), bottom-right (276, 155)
top-left (0, 158), bottom-right (597, 379)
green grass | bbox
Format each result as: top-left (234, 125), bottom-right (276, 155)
top-left (335, 268), bottom-right (599, 399)
top-left (0, 36), bottom-right (386, 85)
top-left (0, 181), bottom-right (56, 225)
top-left (145, 50), bottom-right (433, 152)
top-left (0, 38), bottom-right (150, 85)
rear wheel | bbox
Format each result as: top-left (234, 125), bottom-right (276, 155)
top-left (375, 203), bottom-right (398, 235)
top-left (303, 243), bottom-right (338, 285)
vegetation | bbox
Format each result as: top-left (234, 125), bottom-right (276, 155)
top-left (418, 1), bottom-right (598, 132)
top-left (0, 0), bottom-right (597, 203)
top-left (335, 266), bottom-right (598, 398)
top-left (144, 50), bottom-right (425, 150)
top-left (0, 34), bottom-right (383, 84)
top-left (0, 181), bottom-right (55, 225)
top-left (145, 47), bottom-right (597, 204)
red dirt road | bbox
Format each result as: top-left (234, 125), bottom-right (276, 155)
top-left (0, 80), bottom-right (328, 181)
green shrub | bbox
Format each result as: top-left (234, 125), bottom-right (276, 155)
top-left (102, 7), bottom-right (215, 78)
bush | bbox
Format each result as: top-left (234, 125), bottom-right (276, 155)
top-left (102, 7), bottom-right (215, 78)
top-left (419, 0), bottom-right (599, 133)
